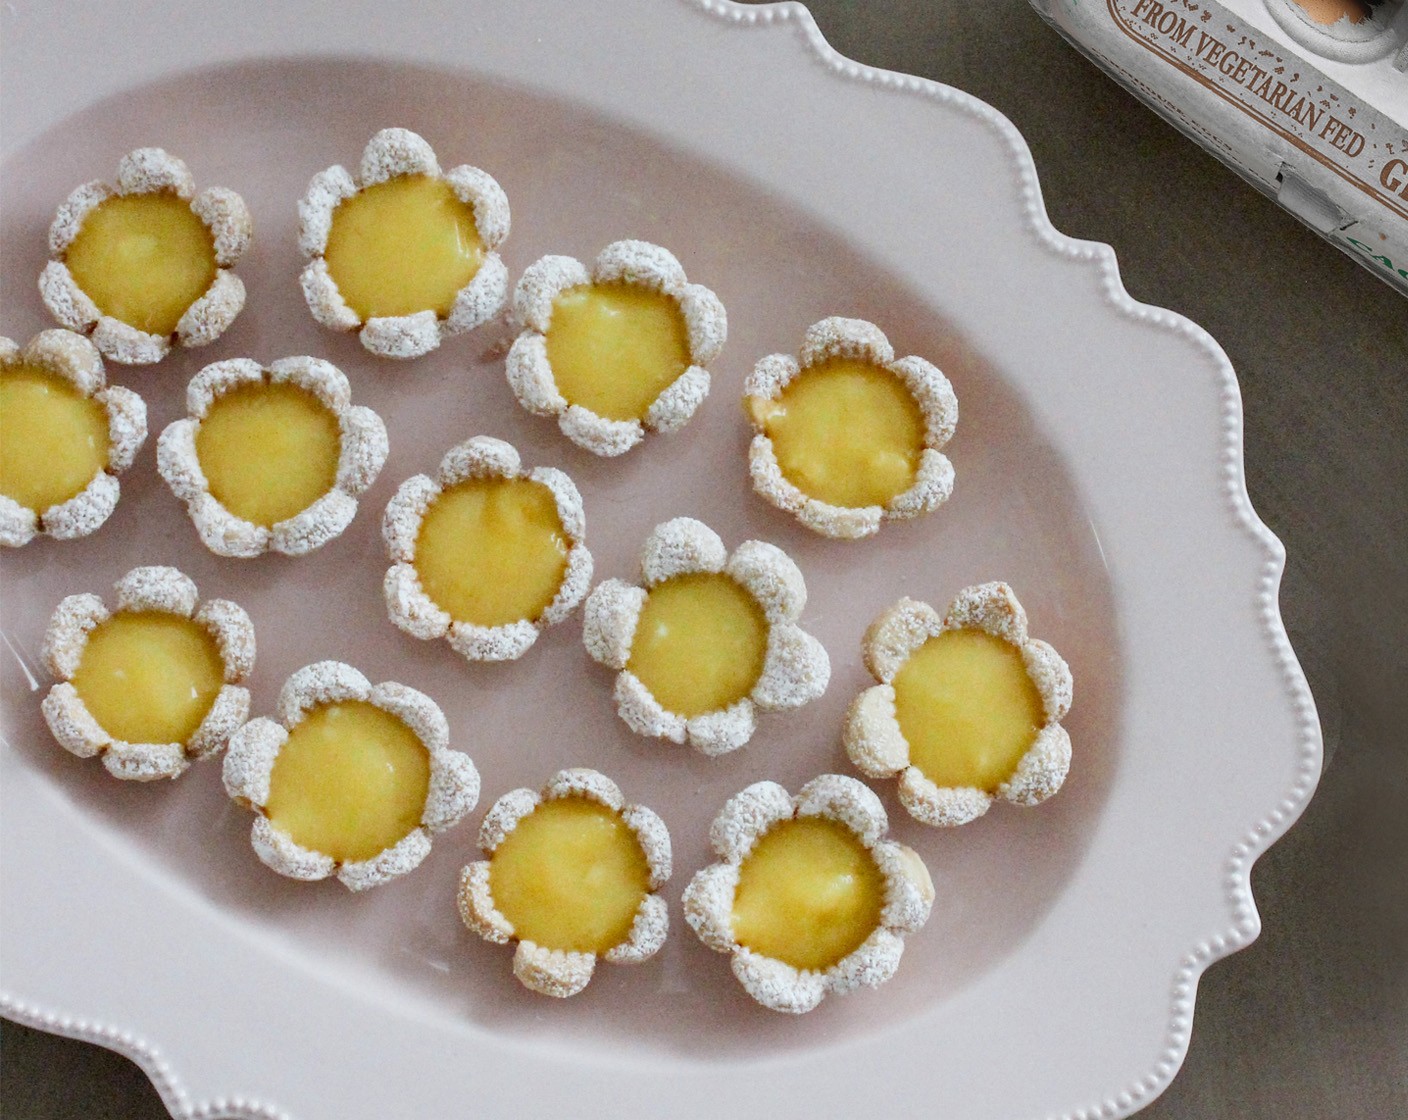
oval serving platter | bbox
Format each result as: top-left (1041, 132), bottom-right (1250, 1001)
top-left (0, 2), bottom-right (1320, 1118)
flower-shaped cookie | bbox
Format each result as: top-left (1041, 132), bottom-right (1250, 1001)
top-left (844, 582), bottom-right (1073, 827)
top-left (505, 241), bottom-right (726, 456)
top-left (582, 517), bottom-right (829, 756)
top-left (223, 661), bottom-right (480, 891)
top-left (382, 435), bottom-right (592, 662)
top-left (157, 355), bottom-right (389, 558)
top-left (745, 317), bottom-right (957, 539)
top-left (458, 768), bottom-right (671, 998)
top-left (40, 566), bottom-right (254, 781)
top-left (1, 330), bottom-right (146, 547)
top-left (298, 127), bottom-right (510, 359)
top-left (683, 775), bottom-right (934, 1014)
top-left (40, 148), bottom-right (250, 365)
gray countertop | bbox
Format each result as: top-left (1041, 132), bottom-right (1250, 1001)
top-left (3, 1), bottom-right (1405, 1117)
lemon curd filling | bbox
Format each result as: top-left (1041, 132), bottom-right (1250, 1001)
top-left (731, 817), bottom-right (886, 972)
top-left (194, 381), bottom-right (342, 528)
top-left (65, 192), bottom-right (217, 337)
top-left (413, 477), bottom-right (569, 628)
top-left (749, 358), bottom-right (926, 509)
top-left (264, 701), bottom-right (431, 864)
top-left (71, 612), bottom-right (225, 746)
top-left (323, 175), bottom-right (484, 320)
top-left (489, 796), bottom-right (651, 955)
top-left (893, 629), bottom-right (1045, 791)
top-left (626, 572), bottom-right (768, 718)
top-left (544, 284), bottom-right (691, 422)
top-left (0, 363), bottom-right (109, 513)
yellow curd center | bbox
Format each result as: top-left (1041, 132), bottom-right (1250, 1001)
top-left (626, 572), bottom-right (768, 719)
top-left (0, 362), bottom-right (109, 513)
top-left (488, 796), bottom-right (651, 955)
top-left (731, 817), bottom-right (886, 972)
top-left (544, 284), bottom-right (691, 421)
top-left (265, 701), bottom-right (431, 864)
top-left (65, 192), bottom-right (217, 336)
top-left (893, 628), bottom-right (1045, 791)
top-left (748, 358), bottom-right (926, 509)
top-left (71, 612), bottom-right (224, 746)
top-left (413, 477), bottom-right (569, 628)
top-left (323, 175), bottom-right (484, 320)
top-left (194, 381), bottom-right (342, 528)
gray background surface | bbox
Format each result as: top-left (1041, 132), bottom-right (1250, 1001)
top-left (3, 1), bottom-right (1405, 1116)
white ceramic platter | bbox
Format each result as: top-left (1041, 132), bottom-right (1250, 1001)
top-left (0, 2), bottom-right (1321, 1118)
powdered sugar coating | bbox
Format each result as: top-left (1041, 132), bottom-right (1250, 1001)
top-left (250, 815), bottom-right (334, 882)
top-left (477, 788), bottom-right (541, 854)
top-left (40, 593), bottom-right (109, 680)
top-left (41, 149), bottom-right (249, 364)
top-left (457, 768), bottom-right (672, 997)
top-left (337, 831), bottom-right (434, 893)
top-left (603, 892), bottom-right (670, 964)
top-left (276, 660), bottom-right (372, 725)
top-left (114, 565), bottom-right (199, 615)
top-left (18, 329), bottom-right (104, 393)
top-left (40, 473), bottom-right (121, 542)
top-left (544, 766), bottom-right (625, 810)
top-left (88, 318), bottom-right (168, 367)
top-left (104, 741), bottom-right (190, 783)
top-left (299, 260), bottom-right (360, 332)
top-left (222, 717), bottom-right (285, 808)
top-left (37, 263), bottom-right (101, 338)
top-left (0, 499), bottom-right (39, 550)
top-left (359, 127), bottom-right (439, 184)
top-left (640, 517), bottom-right (727, 585)
top-left (620, 804), bottom-right (673, 890)
top-left (613, 671), bottom-right (688, 743)
top-left (223, 662), bottom-right (478, 892)
top-left (297, 128), bottom-right (510, 359)
top-left (187, 685), bottom-right (252, 761)
top-left (48, 181), bottom-right (113, 256)
top-left (115, 148), bottom-right (195, 198)
top-left (753, 624), bottom-right (831, 713)
top-left (844, 582), bottom-right (1074, 827)
top-left (794, 772), bottom-right (888, 845)
top-left (681, 863), bottom-right (738, 952)
top-left (513, 944), bottom-right (596, 999)
top-left (39, 566), bottom-right (254, 781)
top-left (368, 680), bottom-right (449, 753)
top-left (683, 775), bottom-right (934, 1014)
top-left (861, 597), bottom-right (944, 684)
top-left (555, 405), bottom-right (642, 458)
top-left (194, 599), bottom-right (257, 682)
top-left (176, 271), bottom-right (246, 349)
top-left (41, 684), bottom-right (112, 759)
top-left (724, 540), bottom-right (807, 623)
top-left (457, 862), bottom-right (514, 943)
top-left (583, 517), bottom-right (830, 755)
top-left (745, 317), bottom-right (958, 540)
top-left (191, 187), bottom-right (252, 266)
top-left (157, 355), bottom-right (387, 559)
top-left (707, 780), bottom-right (795, 863)
top-left (380, 436), bottom-right (592, 663)
top-left (445, 619), bottom-right (541, 664)
top-left (0, 330), bottom-right (147, 548)
top-left (97, 386), bottom-right (146, 472)
top-left (505, 240), bottom-right (726, 456)
top-left (685, 701), bottom-right (758, 758)
top-left (580, 579), bottom-right (645, 670)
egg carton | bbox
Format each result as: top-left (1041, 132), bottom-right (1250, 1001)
top-left (1031, 0), bottom-right (1408, 296)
